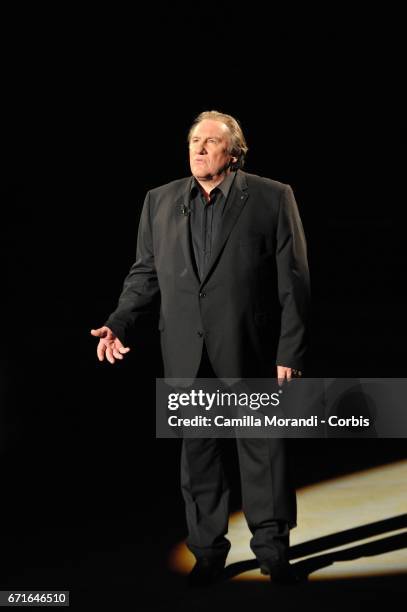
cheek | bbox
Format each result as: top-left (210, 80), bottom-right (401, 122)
top-left (214, 150), bottom-right (227, 161)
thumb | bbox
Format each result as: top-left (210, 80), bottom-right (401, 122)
top-left (90, 328), bottom-right (107, 338)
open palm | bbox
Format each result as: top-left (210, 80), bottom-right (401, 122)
top-left (90, 326), bottom-right (130, 364)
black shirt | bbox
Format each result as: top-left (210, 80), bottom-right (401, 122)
top-left (189, 171), bottom-right (236, 281)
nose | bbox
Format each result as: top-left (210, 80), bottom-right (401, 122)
top-left (191, 141), bottom-right (207, 155)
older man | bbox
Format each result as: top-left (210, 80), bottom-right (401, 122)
top-left (91, 111), bottom-right (310, 585)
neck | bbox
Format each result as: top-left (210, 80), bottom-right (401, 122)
top-left (194, 169), bottom-right (232, 197)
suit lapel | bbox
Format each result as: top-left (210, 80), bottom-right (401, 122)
top-left (172, 171), bottom-right (249, 288)
top-left (199, 170), bottom-right (249, 287)
top-left (173, 178), bottom-right (201, 286)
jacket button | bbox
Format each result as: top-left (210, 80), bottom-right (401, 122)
top-left (199, 292), bottom-right (206, 298)
top-left (197, 331), bottom-right (204, 337)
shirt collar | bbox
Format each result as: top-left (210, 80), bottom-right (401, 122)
top-left (189, 171), bottom-right (236, 200)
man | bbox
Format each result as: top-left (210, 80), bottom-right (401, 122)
top-left (91, 111), bottom-right (310, 586)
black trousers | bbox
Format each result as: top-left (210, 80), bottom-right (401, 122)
top-left (180, 343), bottom-right (297, 564)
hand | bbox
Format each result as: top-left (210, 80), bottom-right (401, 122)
top-left (276, 365), bottom-right (302, 386)
top-left (90, 326), bottom-right (131, 364)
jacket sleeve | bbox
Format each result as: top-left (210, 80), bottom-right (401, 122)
top-left (275, 184), bottom-right (310, 370)
top-left (104, 191), bottom-right (160, 343)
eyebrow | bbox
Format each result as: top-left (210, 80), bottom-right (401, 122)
top-left (191, 136), bottom-right (221, 141)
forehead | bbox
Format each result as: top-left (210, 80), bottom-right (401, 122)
top-left (191, 119), bottom-right (230, 139)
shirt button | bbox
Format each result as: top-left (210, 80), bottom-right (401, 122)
top-left (199, 292), bottom-right (206, 298)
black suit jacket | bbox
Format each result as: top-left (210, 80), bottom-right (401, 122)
top-left (105, 170), bottom-right (310, 378)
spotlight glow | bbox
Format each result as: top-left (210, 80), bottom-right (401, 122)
top-left (169, 460), bottom-right (407, 581)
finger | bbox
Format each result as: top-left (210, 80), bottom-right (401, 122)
top-left (114, 337), bottom-right (130, 352)
top-left (91, 328), bottom-right (107, 338)
top-left (105, 346), bottom-right (115, 364)
top-left (277, 376), bottom-right (285, 387)
top-left (277, 367), bottom-right (291, 387)
top-left (277, 372), bottom-right (285, 387)
top-left (97, 341), bottom-right (106, 361)
top-left (112, 348), bottom-right (123, 360)
top-left (113, 340), bottom-right (129, 356)
top-left (118, 346), bottom-right (130, 353)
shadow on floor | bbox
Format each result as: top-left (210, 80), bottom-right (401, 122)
top-left (222, 513), bottom-right (407, 580)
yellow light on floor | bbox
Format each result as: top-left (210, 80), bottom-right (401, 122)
top-left (168, 460), bottom-right (407, 581)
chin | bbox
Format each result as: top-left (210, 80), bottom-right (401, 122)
top-left (192, 168), bottom-right (208, 178)
top-left (192, 164), bottom-right (207, 173)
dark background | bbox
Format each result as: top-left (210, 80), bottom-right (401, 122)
top-left (2, 8), bottom-right (406, 610)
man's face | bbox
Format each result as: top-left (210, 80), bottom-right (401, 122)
top-left (189, 119), bottom-right (236, 180)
